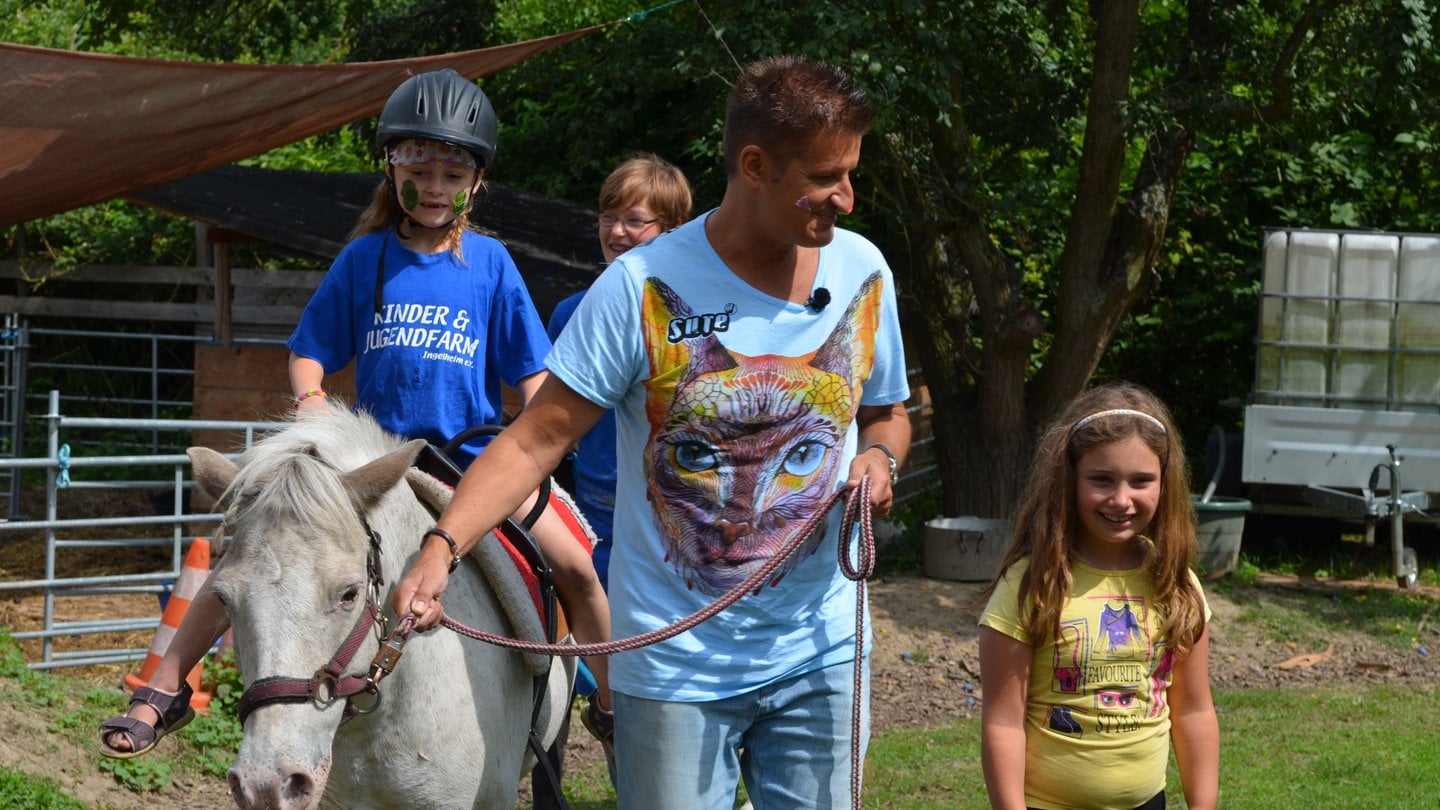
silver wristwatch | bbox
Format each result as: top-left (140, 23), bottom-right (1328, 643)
top-left (867, 443), bottom-right (899, 486)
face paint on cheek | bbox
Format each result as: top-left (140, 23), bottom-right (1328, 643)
top-left (452, 189), bottom-right (469, 216)
top-left (400, 180), bottom-right (418, 211)
top-left (794, 197), bottom-right (811, 210)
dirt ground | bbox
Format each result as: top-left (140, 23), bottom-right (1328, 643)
top-left (2, 567), bottom-right (1437, 809)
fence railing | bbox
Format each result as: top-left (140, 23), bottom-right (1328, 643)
top-left (3, 368), bottom-right (938, 671)
top-left (0, 391), bottom-right (283, 670)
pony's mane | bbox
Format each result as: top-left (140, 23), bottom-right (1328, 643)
top-left (258, 404), bottom-right (408, 469)
top-left (222, 405), bottom-right (408, 533)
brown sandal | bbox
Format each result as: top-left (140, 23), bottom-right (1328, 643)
top-left (99, 682), bottom-right (196, 759)
top-left (580, 696), bottom-right (616, 768)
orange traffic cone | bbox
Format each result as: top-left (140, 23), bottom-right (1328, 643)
top-left (124, 537), bottom-right (214, 711)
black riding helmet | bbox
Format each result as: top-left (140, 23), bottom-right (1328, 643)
top-left (375, 68), bottom-right (498, 169)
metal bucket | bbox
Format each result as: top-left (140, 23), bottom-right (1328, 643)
top-left (922, 517), bottom-right (1012, 582)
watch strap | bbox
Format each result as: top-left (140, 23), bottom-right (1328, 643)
top-left (866, 443), bottom-right (899, 486)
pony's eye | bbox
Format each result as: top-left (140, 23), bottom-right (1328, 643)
top-left (340, 586), bottom-right (360, 606)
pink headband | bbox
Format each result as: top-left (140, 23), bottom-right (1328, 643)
top-left (387, 138), bottom-right (477, 170)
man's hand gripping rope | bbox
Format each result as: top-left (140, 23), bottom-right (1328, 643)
top-left (393, 476), bottom-right (877, 657)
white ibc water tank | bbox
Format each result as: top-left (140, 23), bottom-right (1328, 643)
top-left (1334, 233), bottom-right (1399, 405)
top-left (1279, 231), bottom-right (1338, 401)
top-left (1255, 231), bottom-right (1290, 399)
top-left (1396, 236), bottom-right (1440, 407)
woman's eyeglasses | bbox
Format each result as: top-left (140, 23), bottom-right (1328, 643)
top-left (598, 213), bottom-right (660, 233)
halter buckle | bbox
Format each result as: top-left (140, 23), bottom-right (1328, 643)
top-left (312, 669), bottom-right (340, 710)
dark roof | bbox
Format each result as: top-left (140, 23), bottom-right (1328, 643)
top-left (129, 165), bottom-right (602, 319)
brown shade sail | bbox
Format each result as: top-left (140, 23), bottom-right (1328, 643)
top-left (0, 27), bottom-right (598, 229)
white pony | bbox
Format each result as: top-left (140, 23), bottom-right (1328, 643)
top-left (189, 407), bottom-right (572, 810)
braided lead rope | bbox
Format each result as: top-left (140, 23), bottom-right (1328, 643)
top-left (436, 477), bottom-right (874, 657)
top-left (432, 476), bottom-right (877, 809)
top-left (837, 476), bottom-right (875, 808)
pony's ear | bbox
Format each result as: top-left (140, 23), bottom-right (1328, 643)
top-left (188, 447), bottom-right (240, 504)
top-left (344, 438), bottom-right (427, 509)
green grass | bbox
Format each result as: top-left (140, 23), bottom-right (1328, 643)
top-left (1213, 684), bottom-right (1440, 809)
top-left (1207, 574), bottom-right (1435, 653)
top-left (559, 683), bottom-right (1440, 809)
top-left (3, 556), bottom-right (1438, 809)
top-left (0, 765), bottom-right (89, 810)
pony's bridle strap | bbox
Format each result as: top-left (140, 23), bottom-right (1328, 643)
top-left (236, 519), bottom-right (389, 725)
top-left (236, 601), bottom-right (382, 725)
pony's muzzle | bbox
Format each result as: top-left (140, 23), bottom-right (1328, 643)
top-left (229, 761), bottom-right (321, 810)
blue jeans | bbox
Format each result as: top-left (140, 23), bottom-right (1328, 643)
top-left (613, 657), bottom-right (870, 810)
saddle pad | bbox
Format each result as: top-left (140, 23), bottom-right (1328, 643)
top-left (404, 468), bottom-right (598, 675)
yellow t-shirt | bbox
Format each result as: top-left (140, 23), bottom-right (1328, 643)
top-left (979, 558), bottom-right (1211, 810)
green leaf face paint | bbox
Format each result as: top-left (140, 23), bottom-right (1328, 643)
top-left (453, 189), bottom-right (469, 216)
top-left (401, 179), bottom-right (418, 211)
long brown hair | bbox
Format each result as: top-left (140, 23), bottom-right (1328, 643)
top-left (977, 382), bottom-right (1207, 656)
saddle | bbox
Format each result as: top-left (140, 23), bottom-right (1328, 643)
top-left (404, 462), bottom-right (595, 676)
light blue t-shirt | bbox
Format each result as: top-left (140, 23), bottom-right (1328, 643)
top-left (547, 289), bottom-right (618, 585)
top-left (288, 229), bottom-right (550, 467)
top-left (549, 211), bottom-right (910, 701)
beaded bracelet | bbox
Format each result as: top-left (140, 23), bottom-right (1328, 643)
top-left (422, 527), bottom-right (462, 573)
top-left (295, 389), bottom-right (327, 404)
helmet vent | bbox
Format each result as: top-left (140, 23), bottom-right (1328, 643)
top-left (375, 69), bottom-right (495, 167)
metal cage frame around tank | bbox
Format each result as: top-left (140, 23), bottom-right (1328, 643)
top-left (1242, 227), bottom-right (1440, 588)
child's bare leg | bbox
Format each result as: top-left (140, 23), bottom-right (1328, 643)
top-left (103, 570), bottom-right (231, 752)
top-left (514, 494), bottom-right (612, 706)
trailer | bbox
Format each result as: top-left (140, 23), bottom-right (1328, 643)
top-left (1240, 228), bottom-right (1440, 588)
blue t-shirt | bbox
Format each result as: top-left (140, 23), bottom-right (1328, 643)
top-left (549, 210), bottom-right (910, 701)
top-left (547, 290), bottom-right (618, 585)
top-left (288, 229), bottom-right (550, 467)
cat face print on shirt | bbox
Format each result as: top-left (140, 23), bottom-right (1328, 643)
top-left (640, 273), bottom-right (883, 595)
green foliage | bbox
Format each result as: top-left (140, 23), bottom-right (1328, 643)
top-left (0, 765), bottom-right (88, 810)
top-left (188, 651), bottom-right (245, 778)
top-left (6, 0), bottom-right (1440, 522)
top-left (0, 630), bottom-right (244, 796)
top-left (7, 201), bottom-right (194, 270)
top-left (0, 632), bottom-right (66, 709)
top-left (98, 749), bottom-right (175, 793)
top-left (242, 128), bottom-right (374, 174)
top-left (0, 0), bottom-right (88, 48)
top-left (183, 711), bottom-right (242, 779)
top-left (0, 629), bottom-right (30, 680)
top-left (72, 0), bottom-right (363, 63)
top-left (203, 649), bottom-right (243, 718)
top-left (878, 483), bottom-right (943, 576)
